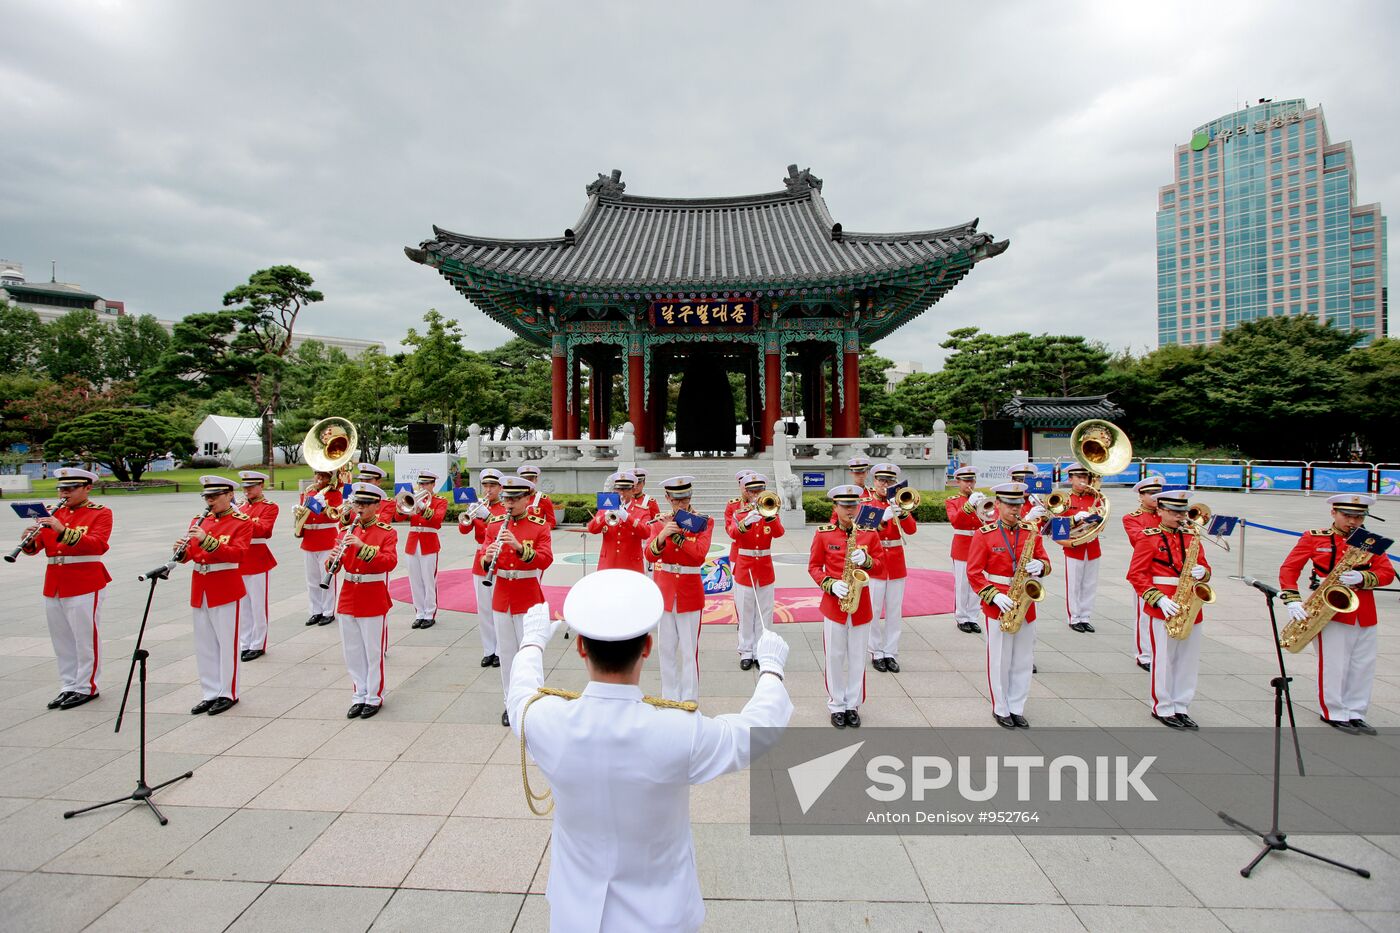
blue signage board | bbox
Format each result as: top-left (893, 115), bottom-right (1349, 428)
top-left (1144, 462), bottom-right (1191, 486)
top-left (802, 471), bottom-right (826, 488)
top-left (1378, 469), bottom-right (1400, 497)
top-left (1194, 463), bottom-right (1245, 488)
top-left (1251, 465), bottom-right (1305, 491)
top-left (1312, 467), bottom-right (1370, 493)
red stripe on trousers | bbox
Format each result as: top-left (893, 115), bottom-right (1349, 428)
top-left (1316, 635), bottom-right (1330, 720)
top-left (1148, 617), bottom-right (1160, 715)
top-left (375, 615), bottom-right (386, 702)
top-left (231, 601), bottom-right (240, 699)
top-left (89, 591), bottom-right (100, 695)
top-left (261, 572), bottom-right (270, 650)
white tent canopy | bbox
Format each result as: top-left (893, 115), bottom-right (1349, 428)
top-left (193, 415), bottom-right (284, 466)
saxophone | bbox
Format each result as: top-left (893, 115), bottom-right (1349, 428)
top-left (1165, 529), bottom-right (1214, 639)
top-left (999, 522), bottom-right (1044, 634)
top-left (1279, 532), bottom-right (1375, 653)
top-left (837, 522), bottom-right (870, 615)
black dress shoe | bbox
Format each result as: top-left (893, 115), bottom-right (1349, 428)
top-left (1153, 712), bottom-right (1185, 729)
top-left (1011, 713), bottom-right (1030, 728)
top-left (359, 703), bottom-right (381, 719)
top-left (410, 619), bottom-right (423, 629)
top-left (1321, 716), bottom-right (1359, 734)
top-left (1175, 713), bottom-right (1200, 730)
top-left (1350, 719), bottom-right (1378, 736)
top-left (501, 710), bottom-right (510, 727)
top-left (994, 713), bottom-right (1017, 729)
top-left (872, 657), bottom-right (888, 673)
top-left (1032, 665), bottom-right (1038, 674)
top-left (831, 712), bottom-right (847, 729)
top-left (884, 658), bottom-right (900, 674)
top-left (316, 614), bottom-right (334, 626)
top-left (957, 621), bottom-right (979, 634)
top-left (207, 697), bottom-right (238, 715)
top-left (190, 699), bottom-right (215, 715)
top-left (490, 655), bottom-right (500, 668)
top-left (480, 655), bottom-right (493, 668)
top-left (1069, 622), bottom-right (1095, 633)
top-left (419, 618), bottom-right (435, 629)
top-left (347, 703), bottom-right (365, 719)
top-left (245, 649), bottom-right (264, 661)
top-left (739, 658), bottom-right (755, 671)
top-left (1136, 660), bottom-right (1151, 672)
top-left (306, 615), bottom-right (320, 626)
top-left (240, 650), bottom-right (252, 662)
top-left (59, 691), bottom-right (98, 710)
top-left (48, 692), bottom-right (74, 710)
top-left (844, 710), bottom-right (861, 728)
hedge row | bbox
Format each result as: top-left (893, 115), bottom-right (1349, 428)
top-left (801, 489), bottom-right (966, 524)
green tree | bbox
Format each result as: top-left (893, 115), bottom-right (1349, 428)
top-left (1094, 345), bottom-right (1209, 455)
top-left (47, 408), bottom-right (193, 482)
top-left (4, 376), bottom-right (128, 453)
top-left (857, 346), bottom-right (897, 435)
top-left (0, 302), bottom-right (44, 371)
top-left (1346, 338), bottom-right (1400, 462)
top-left (104, 313), bottom-right (170, 383)
top-left (38, 309), bottom-right (108, 383)
top-left (886, 371), bottom-right (944, 435)
top-left (314, 348), bottom-right (403, 461)
top-left (473, 338), bottom-right (553, 438)
top-left (396, 310), bottom-right (494, 447)
top-left (278, 339), bottom-right (349, 414)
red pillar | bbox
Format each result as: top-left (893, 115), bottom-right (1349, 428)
top-left (550, 346), bottom-right (567, 440)
top-left (762, 348), bottom-right (781, 448)
top-left (628, 352), bottom-right (646, 451)
top-left (568, 353), bottom-right (581, 440)
top-left (843, 348), bottom-right (860, 438)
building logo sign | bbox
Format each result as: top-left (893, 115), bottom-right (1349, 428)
top-left (648, 298), bottom-right (757, 330)
top-left (1193, 109), bottom-right (1304, 150)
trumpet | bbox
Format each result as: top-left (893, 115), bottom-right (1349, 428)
top-left (5, 502), bottom-right (60, 563)
top-left (892, 486), bottom-right (921, 516)
top-left (396, 489), bottom-right (430, 516)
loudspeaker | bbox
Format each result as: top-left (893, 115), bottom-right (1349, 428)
top-left (977, 418), bottom-right (1018, 450)
top-left (406, 422), bottom-right (444, 454)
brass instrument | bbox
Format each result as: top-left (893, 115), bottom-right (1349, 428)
top-left (836, 523), bottom-right (870, 615)
top-left (999, 520), bottom-right (1045, 633)
top-left (1185, 501), bottom-right (1231, 551)
top-left (892, 486), bottom-right (922, 515)
top-left (1054, 419), bottom-right (1133, 548)
top-left (5, 502), bottom-right (59, 563)
top-left (396, 489), bottom-right (430, 516)
top-left (1165, 528), bottom-right (1214, 639)
top-left (293, 417), bottom-right (358, 537)
top-left (1279, 532), bottom-right (1377, 653)
top-left (754, 490), bottom-right (782, 519)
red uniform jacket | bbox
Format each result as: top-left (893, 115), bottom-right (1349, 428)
top-left (1127, 526), bottom-right (1212, 623)
top-left (482, 513), bottom-right (553, 613)
top-left (724, 498), bottom-right (743, 565)
top-left (404, 495), bottom-right (448, 556)
top-left (807, 524), bottom-right (887, 625)
top-left (646, 515), bottom-right (714, 613)
top-left (460, 500), bottom-right (507, 577)
top-left (374, 499), bottom-right (398, 526)
top-left (299, 486), bottom-right (344, 553)
top-left (1057, 490), bottom-right (1102, 561)
top-left (528, 493), bottom-right (557, 530)
top-left (945, 495), bottom-right (983, 562)
top-left (726, 507), bottom-right (785, 588)
top-left (335, 520), bottom-right (398, 617)
top-left (635, 494), bottom-right (662, 521)
top-left (869, 494), bottom-right (917, 579)
top-left (1121, 507), bottom-right (1161, 551)
top-left (238, 498), bottom-right (279, 574)
top-left (21, 500), bottom-right (112, 598)
top-left (966, 520), bottom-right (1052, 623)
top-left (585, 499), bottom-right (650, 572)
top-left (181, 509), bottom-right (253, 608)
top-left (1278, 527), bottom-right (1395, 627)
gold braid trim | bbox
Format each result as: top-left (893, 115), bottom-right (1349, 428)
top-left (200, 533), bottom-right (220, 552)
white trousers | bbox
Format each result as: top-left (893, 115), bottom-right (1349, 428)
top-left (1316, 622), bottom-right (1377, 722)
top-left (868, 576), bottom-right (906, 659)
top-left (339, 614), bottom-right (387, 707)
top-left (659, 609), bottom-right (702, 702)
top-left (1133, 596), bottom-right (1151, 665)
top-left (952, 558), bottom-right (978, 627)
top-left (986, 617), bottom-right (1036, 717)
top-left (1064, 555), bottom-right (1100, 626)
top-left (495, 609), bottom-right (526, 705)
top-left (193, 597), bottom-right (240, 701)
top-left (474, 574), bottom-right (497, 656)
top-left (733, 582), bottom-right (774, 658)
top-left (239, 571), bottom-right (270, 653)
top-left (407, 551), bottom-right (439, 619)
top-left (45, 591), bottom-right (104, 696)
top-left (303, 549), bottom-right (337, 617)
top-left (822, 615), bottom-right (869, 713)
top-left (1148, 617), bottom-right (1202, 717)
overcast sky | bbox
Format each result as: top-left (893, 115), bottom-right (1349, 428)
top-left (4, 0), bottom-right (1396, 367)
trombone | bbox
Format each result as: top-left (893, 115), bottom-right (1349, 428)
top-left (1185, 501), bottom-right (1232, 551)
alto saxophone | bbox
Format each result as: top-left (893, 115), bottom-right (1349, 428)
top-left (1165, 529), bottom-right (1214, 639)
top-left (1279, 533), bottom-right (1375, 653)
top-left (837, 523), bottom-right (869, 615)
top-left (999, 521), bottom-right (1044, 634)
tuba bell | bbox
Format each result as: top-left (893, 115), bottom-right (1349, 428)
top-left (293, 417), bottom-right (359, 537)
top-left (1055, 419), bottom-right (1132, 548)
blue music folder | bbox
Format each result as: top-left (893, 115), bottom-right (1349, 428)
top-left (855, 503), bottom-right (883, 530)
top-left (305, 497), bottom-right (325, 515)
top-left (341, 484), bottom-right (353, 499)
top-left (1208, 514), bottom-right (1238, 537)
top-left (675, 510), bottom-right (708, 534)
top-left (596, 492), bottom-right (621, 511)
top-left (1049, 517), bottom-right (1073, 540)
top-left (10, 502), bottom-right (50, 520)
top-left (453, 486), bottom-right (478, 505)
top-left (1027, 474), bottom-right (1053, 494)
top-left (394, 482), bottom-right (412, 496)
top-left (1348, 528), bottom-right (1394, 555)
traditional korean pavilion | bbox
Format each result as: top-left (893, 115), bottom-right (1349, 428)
top-left (406, 165), bottom-right (1007, 454)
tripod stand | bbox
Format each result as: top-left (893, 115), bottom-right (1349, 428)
top-left (64, 567), bottom-right (193, 825)
top-left (1217, 581), bottom-right (1369, 879)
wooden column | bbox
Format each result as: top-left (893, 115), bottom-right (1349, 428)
top-left (842, 335), bottom-right (860, 438)
top-left (762, 340), bottom-right (781, 448)
top-left (627, 346), bottom-right (646, 451)
top-left (550, 336), bottom-right (567, 440)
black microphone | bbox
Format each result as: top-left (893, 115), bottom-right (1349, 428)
top-left (1241, 575), bottom-right (1280, 599)
top-left (138, 561), bottom-right (174, 582)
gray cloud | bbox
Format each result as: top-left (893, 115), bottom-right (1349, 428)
top-left (2, 0), bottom-right (1395, 366)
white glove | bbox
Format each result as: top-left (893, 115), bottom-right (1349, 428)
top-left (1339, 570), bottom-right (1364, 586)
top-left (755, 630), bottom-right (789, 677)
top-left (992, 593), bottom-right (1015, 613)
top-left (470, 503), bottom-right (489, 520)
top-left (831, 580), bottom-right (850, 599)
top-left (1191, 565), bottom-right (1207, 580)
top-left (968, 491), bottom-right (988, 508)
top-left (520, 602), bottom-right (564, 651)
top-left (741, 510), bottom-right (762, 528)
top-left (1286, 601), bottom-right (1309, 623)
top-left (850, 547), bottom-right (868, 567)
top-left (1157, 596), bottom-right (1180, 618)
top-left (882, 506), bottom-right (896, 522)
top-left (1025, 558), bottom-right (1044, 576)
top-left (1025, 505), bottom-right (1048, 522)
top-left (1073, 510), bottom-right (1092, 522)
top-left (611, 508), bottom-right (629, 524)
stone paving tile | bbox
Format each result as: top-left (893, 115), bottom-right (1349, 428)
top-left (155, 753), bottom-right (299, 807)
top-left (1020, 835), bottom-right (1200, 907)
top-left (145, 713), bottom-right (273, 755)
top-left (85, 877), bottom-right (267, 933)
top-left (160, 808), bottom-right (337, 882)
top-left (904, 834), bottom-right (1062, 904)
top-left (280, 811), bottom-right (445, 887)
top-left (793, 900), bottom-right (939, 932)
top-left (1138, 834), bottom-right (1343, 909)
top-left (50, 750), bottom-right (209, 802)
top-left (403, 816), bottom-right (550, 892)
top-left (223, 716), bottom-right (348, 758)
top-left (226, 882), bottom-right (393, 932)
top-left (309, 719), bottom-right (428, 761)
top-left (0, 797), bottom-right (126, 871)
top-left (246, 757), bottom-right (390, 811)
top-left (784, 834), bottom-right (927, 901)
top-left (934, 902), bottom-right (1088, 932)
top-left (399, 721), bottom-right (508, 763)
top-left (1210, 907), bottom-right (1374, 932)
top-left (0, 871), bottom-right (143, 933)
top-left (0, 746), bottom-right (124, 798)
top-left (690, 822), bottom-right (792, 901)
top-left (45, 804), bottom-right (233, 876)
top-left (348, 760), bottom-right (479, 815)
top-left (369, 889), bottom-right (524, 932)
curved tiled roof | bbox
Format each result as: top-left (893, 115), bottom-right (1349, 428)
top-left (999, 396), bottom-right (1126, 428)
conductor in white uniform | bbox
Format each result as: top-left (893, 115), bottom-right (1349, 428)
top-left (509, 569), bottom-right (794, 933)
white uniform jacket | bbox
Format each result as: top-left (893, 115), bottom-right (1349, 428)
top-left (508, 646), bottom-right (793, 933)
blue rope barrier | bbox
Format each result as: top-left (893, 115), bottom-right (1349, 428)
top-left (1241, 519), bottom-right (1400, 562)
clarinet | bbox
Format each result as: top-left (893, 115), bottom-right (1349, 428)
top-left (5, 502), bottom-right (59, 563)
top-left (320, 522), bottom-right (356, 589)
top-left (141, 507), bottom-right (211, 581)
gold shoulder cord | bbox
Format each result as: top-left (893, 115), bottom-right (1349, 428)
top-left (519, 687), bottom-right (700, 816)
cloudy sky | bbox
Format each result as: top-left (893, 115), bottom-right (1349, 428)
top-left (4, 0), bottom-right (1396, 366)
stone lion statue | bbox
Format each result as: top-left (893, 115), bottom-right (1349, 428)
top-left (780, 474), bottom-right (802, 511)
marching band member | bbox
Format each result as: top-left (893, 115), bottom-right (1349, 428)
top-left (178, 476), bottom-right (253, 716)
top-left (519, 464), bottom-right (558, 529)
top-left (1059, 464), bottom-right (1101, 634)
top-left (827, 456), bottom-right (875, 523)
top-left (867, 463), bottom-right (916, 673)
top-left (645, 476), bottom-right (713, 702)
top-left (298, 469), bottom-right (343, 626)
top-left (631, 467), bottom-right (661, 521)
top-left (403, 470), bottom-right (448, 629)
top-left (459, 468), bottom-right (505, 668)
top-left (18, 467), bottom-right (110, 710)
top-left (1127, 487), bottom-right (1210, 730)
top-left (724, 470), bottom-right (752, 581)
top-left (484, 475), bottom-right (554, 726)
top-left (967, 482), bottom-right (1051, 729)
top-left (727, 472), bottom-right (784, 671)
top-left (945, 465), bottom-right (986, 635)
top-left (808, 484), bottom-right (885, 728)
top-left (585, 470), bottom-right (648, 572)
top-left (1122, 475), bottom-right (1165, 672)
top-left (236, 471), bottom-right (278, 662)
top-left (1007, 463), bottom-right (1047, 521)
top-left (357, 463), bottom-right (398, 524)
top-left (1279, 493), bottom-right (1395, 735)
top-left (330, 483), bottom-right (398, 719)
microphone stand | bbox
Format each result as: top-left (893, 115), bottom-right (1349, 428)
top-left (64, 563), bottom-right (194, 825)
top-left (1216, 577), bottom-right (1369, 879)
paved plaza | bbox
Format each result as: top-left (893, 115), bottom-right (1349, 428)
top-left (0, 487), bottom-right (1397, 932)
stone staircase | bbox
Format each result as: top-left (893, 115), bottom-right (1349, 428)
top-left (638, 457), bottom-right (764, 518)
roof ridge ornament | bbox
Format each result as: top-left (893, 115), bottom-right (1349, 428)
top-left (586, 169), bottom-right (626, 200)
top-left (783, 164), bottom-right (822, 195)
